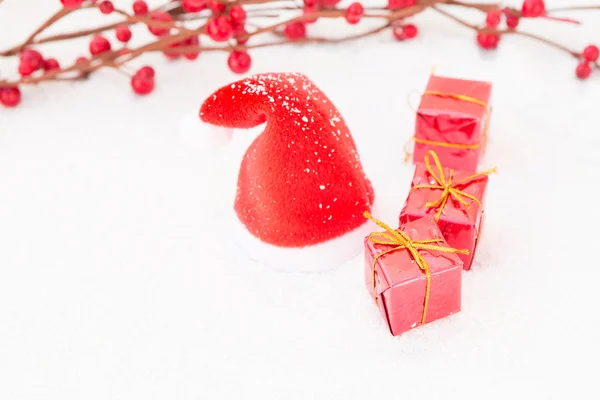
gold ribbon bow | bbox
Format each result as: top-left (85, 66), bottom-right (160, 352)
top-left (412, 150), bottom-right (496, 223)
top-left (404, 90), bottom-right (491, 162)
top-left (364, 212), bottom-right (469, 325)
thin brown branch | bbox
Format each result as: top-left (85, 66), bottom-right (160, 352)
top-left (432, 5), bottom-right (478, 29)
top-left (548, 5), bottom-right (600, 12)
top-left (169, 22), bottom-right (392, 54)
top-left (38, 22), bottom-right (123, 45)
top-left (433, 5), bottom-right (581, 59)
top-left (0, 2), bottom-right (193, 56)
top-left (445, 0), bottom-right (500, 12)
top-left (507, 31), bottom-right (579, 58)
top-left (1, 0), bottom-right (599, 91)
top-left (0, 7), bottom-right (75, 56)
top-left (23, 7), bottom-right (74, 46)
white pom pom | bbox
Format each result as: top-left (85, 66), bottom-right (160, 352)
top-left (231, 222), bottom-right (371, 273)
top-left (179, 111), bottom-right (233, 150)
top-left (225, 201), bottom-right (383, 273)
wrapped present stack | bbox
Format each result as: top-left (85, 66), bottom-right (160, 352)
top-left (364, 74), bottom-right (496, 337)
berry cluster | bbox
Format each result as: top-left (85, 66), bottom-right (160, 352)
top-left (131, 65), bottom-right (155, 95)
top-left (577, 45), bottom-right (599, 80)
top-left (0, 0), bottom-right (597, 109)
top-left (472, 0), bottom-right (599, 79)
top-left (475, 0), bottom-right (544, 50)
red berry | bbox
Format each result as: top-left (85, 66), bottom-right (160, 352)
top-left (583, 45), bottom-right (599, 62)
top-left (232, 21), bottom-right (245, 36)
top-left (227, 51), bottom-right (252, 74)
top-left (0, 87), bottom-right (22, 107)
top-left (163, 42), bottom-right (182, 60)
top-left (98, 0), bottom-right (114, 14)
top-left (388, 0), bottom-right (401, 8)
top-left (403, 24), bottom-right (418, 39)
top-left (229, 5), bottom-right (246, 24)
top-left (131, 74), bottom-right (154, 95)
top-left (576, 62), bottom-right (592, 80)
top-left (208, 1), bottom-right (226, 13)
top-left (132, 0), bottom-right (148, 15)
top-left (284, 22), bottom-right (307, 40)
top-left (345, 2), bottom-right (364, 25)
top-left (233, 23), bottom-right (249, 44)
top-left (89, 35), bottom-right (111, 56)
top-left (183, 35), bottom-right (200, 60)
top-left (505, 13), bottom-right (520, 29)
top-left (162, 52), bottom-right (180, 60)
top-left (19, 49), bottom-right (43, 64)
top-left (387, 0), bottom-right (416, 9)
top-left (76, 56), bottom-right (88, 64)
top-left (236, 32), bottom-right (249, 45)
top-left (303, 6), bottom-right (318, 24)
top-left (304, 0), bottom-right (316, 6)
top-left (137, 66), bottom-right (155, 79)
top-left (183, 52), bottom-right (198, 61)
top-left (182, 0), bottom-right (207, 13)
top-left (521, 0), bottom-right (545, 18)
top-left (43, 58), bottom-right (60, 71)
top-left (206, 16), bottom-right (233, 42)
top-left (135, 65), bottom-right (155, 79)
top-left (148, 11), bottom-right (173, 36)
top-left (116, 25), bottom-right (132, 43)
top-left (20, 49), bottom-right (43, 67)
top-left (476, 32), bottom-right (500, 50)
top-left (18, 50), bottom-right (44, 76)
top-left (393, 24), bottom-right (418, 40)
top-left (18, 62), bottom-right (36, 76)
top-left (485, 10), bottom-right (502, 28)
top-left (60, 0), bottom-right (84, 9)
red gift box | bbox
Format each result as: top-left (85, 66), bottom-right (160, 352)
top-left (363, 212), bottom-right (466, 336)
top-left (411, 74), bottom-right (492, 172)
top-left (399, 151), bottom-right (495, 270)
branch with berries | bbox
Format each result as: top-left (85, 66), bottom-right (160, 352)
top-left (0, 0), bottom-right (598, 108)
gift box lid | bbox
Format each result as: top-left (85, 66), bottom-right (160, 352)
top-left (418, 75), bottom-right (492, 120)
top-left (366, 216), bottom-right (463, 296)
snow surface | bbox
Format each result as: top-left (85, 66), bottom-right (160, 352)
top-left (1, 1), bottom-right (600, 399)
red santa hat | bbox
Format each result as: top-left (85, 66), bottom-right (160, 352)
top-left (197, 73), bottom-right (375, 271)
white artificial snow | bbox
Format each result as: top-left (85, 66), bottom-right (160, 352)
top-left (179, 111), bottom-right (233, 150)
top-left (1, 1), bottom-right (599, 399)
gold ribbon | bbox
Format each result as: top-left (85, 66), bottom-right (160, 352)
top-left (412, 150), bottom-right (497, 222)
top-left (423, 91), bottom-right (488, 109)
top-left (404, 90), bottom-right (491, 162)
top-left (364, 212), bottom-right (469, 325)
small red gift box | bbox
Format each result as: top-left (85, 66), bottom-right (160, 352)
top-left (363, 212), bottom-right (466, 336)
top-left (411, 74), bottom-right (492, 172)
top-left (399, 151), bottom-right (494, 270)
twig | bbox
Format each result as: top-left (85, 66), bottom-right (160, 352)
top-left (548, 5), bottom-right (600, 12)
top-left (432, 5), bottom-right (581, 59)
top-left (432, 5), bottom-right (477, 29)
top-left (508, 31), bottom-right (580, 58)
top-left (446, 0), bottom-right (500, 11)
top-left (1, 0), bottom-right (599, 92)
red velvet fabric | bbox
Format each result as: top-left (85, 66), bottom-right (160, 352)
top-left (200, 73), bottom-right (374, 247)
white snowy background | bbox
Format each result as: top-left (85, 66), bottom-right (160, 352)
top-left (1, 0), bottom-right (599, 399)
